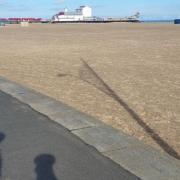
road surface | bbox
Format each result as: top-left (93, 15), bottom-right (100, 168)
top-left (0, 90), bottom-right (140, 180)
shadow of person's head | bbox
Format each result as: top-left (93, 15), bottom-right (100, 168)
top-left (0, 133), bottom-right (5, 143)
top-left (35, 154), bottom-right (55, 167)
top-left (34, 154), bottom-right (57, 180)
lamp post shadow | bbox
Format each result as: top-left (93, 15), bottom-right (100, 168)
top-left (34, 154), bottom-right (58, 180)
top-left (58, 59), bottom-right (180, 160)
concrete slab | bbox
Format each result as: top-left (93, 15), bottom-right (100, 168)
top-left (104, 146), bottom-right (180, 180)
top-left (49, 110), bottom-right (103, 131)
top-left (0, 76), bottom-right (9, 84)
top-left (0, 80), bottom-right (51, 104)
top-left (72, 125), bottom-right (142, 153)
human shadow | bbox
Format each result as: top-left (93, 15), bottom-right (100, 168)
top-left (0, 132), bottom-right (5, 178)
top-left (34, 154), bottom-right (58, 180)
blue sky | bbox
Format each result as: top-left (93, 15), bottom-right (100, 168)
top-left (0, 0), bottom-right (180, 20)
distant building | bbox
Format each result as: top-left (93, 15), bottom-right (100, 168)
top-left (52, 6), bottom-right (92, 22)
top-left (0, 18), bottom-right (42, 24)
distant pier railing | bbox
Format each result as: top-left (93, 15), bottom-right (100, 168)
top-left (51, 19), bottom-right (140, 24)
top-left (0, 19), bottom-right (140, 25)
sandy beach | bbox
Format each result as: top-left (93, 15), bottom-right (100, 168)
top-left (0, 23), bottom-right (179, 158)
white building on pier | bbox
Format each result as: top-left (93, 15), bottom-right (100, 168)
top-left (52, 6), bottom-right (92, 22)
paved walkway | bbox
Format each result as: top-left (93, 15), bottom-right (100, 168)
top-left (0, 91), bottom-right (140, 180)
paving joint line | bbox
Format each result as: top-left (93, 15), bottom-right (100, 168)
top-left (70, 126), bottom-right (96, 132)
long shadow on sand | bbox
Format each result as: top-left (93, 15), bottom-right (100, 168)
top-left (58, 59), bottom-right (180, 160)
top-left (34, 154), bottom-right (58, 180)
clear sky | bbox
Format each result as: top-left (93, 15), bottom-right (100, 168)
top-left (0, 0), bottom-right (180, 20)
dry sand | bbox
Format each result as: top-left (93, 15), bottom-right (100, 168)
top-left (0, 23), bottom-right (180, 159)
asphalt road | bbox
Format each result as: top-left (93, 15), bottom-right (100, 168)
top-left (0, 90), bottom-right (140, 180)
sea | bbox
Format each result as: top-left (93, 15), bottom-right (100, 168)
top-left (141, 20), bottom-right (174, 24)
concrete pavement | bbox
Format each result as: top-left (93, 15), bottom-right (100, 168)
top-left (0, 90), bottom-right (140, 180)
